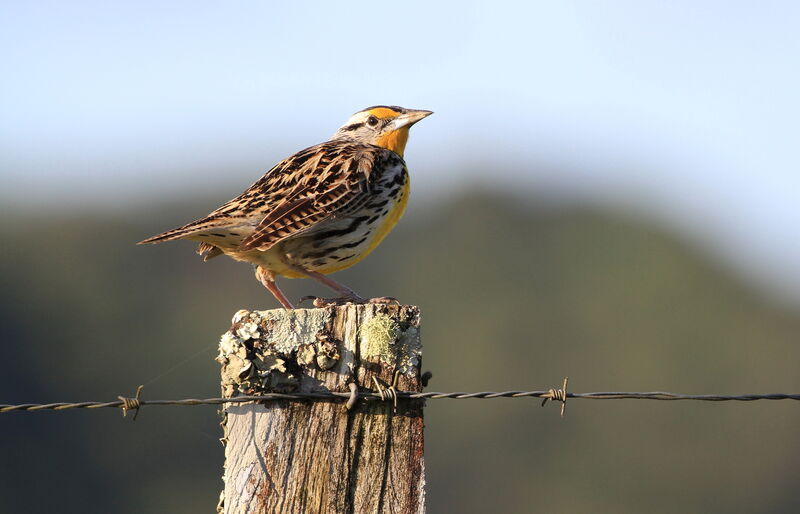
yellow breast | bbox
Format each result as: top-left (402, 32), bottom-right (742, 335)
top-left (314, 177), bottom-right (410, 275)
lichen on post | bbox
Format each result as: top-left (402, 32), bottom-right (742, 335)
top-left (216, 304), bottom-right (425, 514)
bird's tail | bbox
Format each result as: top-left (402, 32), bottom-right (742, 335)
top-left (137, 216), bottom-right (225, 245)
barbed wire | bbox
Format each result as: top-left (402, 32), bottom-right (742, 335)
top-left (2, 377), bottom-right (798, 419)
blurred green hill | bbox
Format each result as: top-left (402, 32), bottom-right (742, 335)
top-left (1, 192), bottom-right (799, 513)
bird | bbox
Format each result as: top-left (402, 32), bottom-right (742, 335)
top-left (138, 105), bottom-right (432, 309)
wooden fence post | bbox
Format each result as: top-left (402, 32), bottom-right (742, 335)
top-left (216, 304), bottom-right (425, 513)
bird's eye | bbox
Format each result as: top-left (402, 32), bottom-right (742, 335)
top-left (366, 115), bottom-right (379, 127)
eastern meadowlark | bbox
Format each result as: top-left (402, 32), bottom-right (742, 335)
top-left (139, 106), bottom-right (432, 309)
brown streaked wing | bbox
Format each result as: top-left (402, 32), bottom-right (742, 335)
top-left (139, 143), bottom-right (335, 245)
top-left (238, 141), bottom-right (382, 251)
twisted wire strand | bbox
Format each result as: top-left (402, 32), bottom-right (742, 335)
top-left (2, 390), bottom-right (799, 414)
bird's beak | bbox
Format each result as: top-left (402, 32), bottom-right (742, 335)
top-left (391, 109), bottom-right (433, 129)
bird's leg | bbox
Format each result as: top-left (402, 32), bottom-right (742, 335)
top-left (288, 264), bottom-right (399, 306)
top-left (299, 268), bottom-right (365, 301)
top-left (255, 266), bottom-right (295, 309)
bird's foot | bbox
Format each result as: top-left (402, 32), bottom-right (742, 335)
top-left (299, 295), bottom-right (357, 307)
top-left (366, 296), bottom-right (400, 305)
top-left (299, 295), bottom-right (400, 308)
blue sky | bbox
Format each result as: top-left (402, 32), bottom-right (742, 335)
top-left (1, 1), bottom-right (799, 302)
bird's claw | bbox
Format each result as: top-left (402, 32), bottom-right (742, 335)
top-left (298, 295), bottom-right (400, 307)
top-left (366, 296), bottom-right (400, 305)
top-left (299, 295), bottom-right (361, 307)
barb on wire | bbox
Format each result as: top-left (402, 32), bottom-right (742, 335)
top-left (540, 377), bottom-right (568, 417)
top-left (2, 384), bottom-right (799, 417)
top-left (118, 385), bottom-right (144, 420)
top-left (372, 370), bottom-right (402, 412)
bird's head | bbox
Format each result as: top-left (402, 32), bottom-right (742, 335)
top-left (332, 106), bottom-right (433, 157)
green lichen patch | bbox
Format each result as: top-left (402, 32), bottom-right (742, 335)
top-left (360, 314), bottom-right (401, 362)
top-left (360, 312), bottom-right (421, 372)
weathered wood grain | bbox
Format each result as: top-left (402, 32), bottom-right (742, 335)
top-left (217, 304), bottom-right (425, 514)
